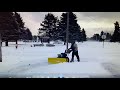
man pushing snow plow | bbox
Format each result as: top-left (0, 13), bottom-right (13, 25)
top-left (57, 41), bottom-right (80, 63)
top-left (48, 41), bottom-right (80, 64)
top-left (68, 41), bottom-right (80, 62)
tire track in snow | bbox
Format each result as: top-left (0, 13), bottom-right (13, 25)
top-left (8, 61), bottom-right (49, 74)
top-left (102, 63), bottom-right (120, 78)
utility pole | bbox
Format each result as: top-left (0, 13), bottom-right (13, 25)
top-left (66, 12), bottom-right (69, 51)
top-left (102, 34), bottom-right (106, 48)
top-left (0, 33), bottom-right (2, 62)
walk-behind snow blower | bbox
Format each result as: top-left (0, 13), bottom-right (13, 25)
top-left (48, 49), bottom-right (72, 64)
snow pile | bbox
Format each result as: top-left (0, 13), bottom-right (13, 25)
top-left (46, 43), bottom-right (55, 47)
top-left (53, 40), bottom-right (63, 44)
top-left (18, 62), bottom-right (111, 78)
top-left (33, 43), bottom-right (44, 47)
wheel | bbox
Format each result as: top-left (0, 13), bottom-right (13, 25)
top-left (66, 57), bottom-right (69, 62)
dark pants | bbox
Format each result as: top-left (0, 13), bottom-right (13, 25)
top-left (70, 51), bottom-right (80, 62)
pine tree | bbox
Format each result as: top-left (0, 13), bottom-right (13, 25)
top-left (14, 12), bottom-right (24, 28)
top-left (0, 12), bottom-right (19, 46)
top-left (110, 21), bottom-right (120, 42)
top-left (0, 12), bottom-right (19, 61)
top-left (106, 32), bottom-right (111, 40)
top-left (14, 12), bottom-right (33, 41)
top-left (92, 34), bottom-right (100, 41)
top-left (39, 13), bottom-right (59, 41)
top-left (33, 35), bottom-right (37, 42)
top-left (58, 12), bottom-right (81, 43)
top-left (99, 31), bottom-right (104, 41)
top-left (81, 28), bottom-right (87, 41)
top-left (75, 26), bottom-right (82, 42)
top-left (25, 28), bottom-right (32, 40)
top-left (14, 12), bottom-right (25, 42)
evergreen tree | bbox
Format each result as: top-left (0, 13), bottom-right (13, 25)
top-left (81, 28), bottom-right (87, 41)
top-left (33, 35), bottom-right (37, 42)
top-left (106, 32), bottom-right (111, 40)
top-left (58, 12), bottom-right (81, 43)
top-left (99, 31), bottom-right (104, 41)
top-left (25, 28), bottom-right (32, 40)
top-left (91, 34), bottom-right (100, 41)
top-left (14, 12), bottom-right (24, 28)
top-left (76, 27), bottom-right (82, 42)
top-left (14, 12), bottom-right (26, 41)
top-left (0, 12), bottom-right (19, 61)
top-left (14, 12), bottom-right (33, 41)
top-left (0, 12), bottom-right (19, 46)
top-left (110, 21), bottom-right (120, 42)
top-left (39, 13), bottom-right (59, 41)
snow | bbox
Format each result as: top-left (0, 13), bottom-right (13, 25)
top-left (0, 41), bottom-right (120, 78)
top-left (19, 62), bottom-right (111, 78)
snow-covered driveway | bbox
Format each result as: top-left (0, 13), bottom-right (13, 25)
top-left (0, 41), bottom-right (120, 78)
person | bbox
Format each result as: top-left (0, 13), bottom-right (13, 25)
top-left (15, 44), bottom-right (18, 49)
top-left (68, 41), bottom-right (80, 62)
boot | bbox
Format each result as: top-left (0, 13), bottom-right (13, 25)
top-left (70, 60), bottom-right (74, 62)
top-left (77, 58), bottom-right (80, 62)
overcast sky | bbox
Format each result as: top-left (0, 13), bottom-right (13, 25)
top-left (18, 12), bottom-right (120, 37)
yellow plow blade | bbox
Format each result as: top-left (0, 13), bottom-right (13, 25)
top-left (48, 58), bottom-right (67, 64)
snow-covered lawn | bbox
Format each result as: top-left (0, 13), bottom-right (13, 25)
top-left (0, 41), bottom-right (120, 78)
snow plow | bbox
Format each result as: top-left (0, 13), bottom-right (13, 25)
top-left (48, 58), bottom-right (68, 64)
top-left (48, 50), bottom-right (71, 64)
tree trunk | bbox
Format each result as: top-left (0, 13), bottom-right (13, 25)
top-left (5, 40), bottom-right (8, 46)
top-left (48, 39), bottom-right (50, 44)
top-left (64, 39), bottom-right (66, 45)
top-left (64, 41), bottom-right (66, 45)
top-left (0, 33), bottom-right (2, 62)
top-left (16, 40), bottom-right (18, 44)
top-left (41, 38), bottom-right (43, 44)
top-left (66, 12), bottom-right (69, 50)
top-left (1, 41), bottom-right (2, 47)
